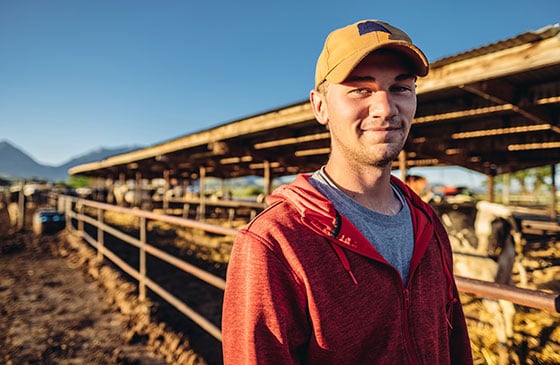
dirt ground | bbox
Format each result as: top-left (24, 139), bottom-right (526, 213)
top-left (0, 205), bottom-right (204, 364)
top-left (0, 233), bottom-right (167, 364)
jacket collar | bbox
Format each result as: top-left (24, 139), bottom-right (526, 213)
top-left (267, 174), bottom-right (435, 259)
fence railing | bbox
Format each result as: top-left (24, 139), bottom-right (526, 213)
top-left (62, 195), bottom-right (237, 342)
top-left (456, 276), bottom-right (559, 313)
top-left (58, 195), bottom-right (560, 344)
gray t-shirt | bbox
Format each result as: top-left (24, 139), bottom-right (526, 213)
top-left (309, 168), bottom-right (415, 284)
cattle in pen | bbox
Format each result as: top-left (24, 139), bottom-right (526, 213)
top-left (432, 199), bottom-right (524, 351)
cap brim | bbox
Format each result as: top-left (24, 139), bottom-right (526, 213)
top-left (324, 41), bottom-right (429, 85)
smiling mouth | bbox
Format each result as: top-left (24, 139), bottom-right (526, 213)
top-left (360, 119), bottom-right (402, 131)
top-left (361, 126), bottom-right (401, 132)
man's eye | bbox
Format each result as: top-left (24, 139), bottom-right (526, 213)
top-left (391, 85), bottom-right (413, 93)
top-left (351, 88), bottom-right (371, 95)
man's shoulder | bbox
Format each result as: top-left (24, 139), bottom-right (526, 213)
top-left (244, 197), bottom-right (302, 233)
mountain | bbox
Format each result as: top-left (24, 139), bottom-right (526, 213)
top-left (0, 141), bottom-right (55, 180)
top-left (56, 146), bottom-right (142, 176)
top-left (0, 141), bottom-right (141, 182)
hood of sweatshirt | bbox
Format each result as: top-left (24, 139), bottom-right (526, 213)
top-left (268, 175), bottom-right (432, 257)
top-left (266, 174), bottom-right (453, 286)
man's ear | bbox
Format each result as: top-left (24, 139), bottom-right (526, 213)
top-left (310, 89), bottom-right (328, 126)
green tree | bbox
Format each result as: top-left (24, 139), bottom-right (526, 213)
top-left (533, 166), bottom-right (552, 192)
top-left (67, 175), bottom-right (90, 188)
top-left (511, 169), bottom-right (531, 194)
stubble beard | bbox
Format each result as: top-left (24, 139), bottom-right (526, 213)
top-left (369, 149), bottom-right (400, 168)
top-left (336, 140), bottom-right (402, 170)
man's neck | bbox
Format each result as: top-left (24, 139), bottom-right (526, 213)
top-left (323, 161), bottom-right (402, 214)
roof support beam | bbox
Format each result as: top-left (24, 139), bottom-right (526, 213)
top-left (460, 81), bottom-right (553, 126)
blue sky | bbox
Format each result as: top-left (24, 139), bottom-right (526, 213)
top-left (0, 0), bottom-right (558, 186)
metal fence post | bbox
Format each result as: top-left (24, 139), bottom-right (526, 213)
top-left (97, 208), bottom-right (104, 261)
top-left (78, 202), bottom-right (84, 233)
top-left (17, 180), bottom-right (25, 232)
top-left (139, 216), bottom-right (147, 301)
top-left (64, 196), bottom-right (71, 231)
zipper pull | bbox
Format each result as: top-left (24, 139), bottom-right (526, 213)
top-left (403, 288), bottom-right (410, 309)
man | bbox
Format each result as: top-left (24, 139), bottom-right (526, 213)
top-left (222, 19), bottom-right (473, 364)
top-left (406, 174), bottom-right (435, 203)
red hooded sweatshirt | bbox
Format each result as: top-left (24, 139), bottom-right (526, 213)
top-left (222, 174), bottom-right (472, 364)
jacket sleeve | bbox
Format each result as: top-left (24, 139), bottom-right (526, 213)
top-left (449, 280), bottom-right (474, 364)
top-left (222, 229), bottom-right (309, 365)
top-left (433, 216), bottom-right (474, 364)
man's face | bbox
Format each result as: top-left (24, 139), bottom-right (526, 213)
top-left (313, 50), bottom-right (418, 168)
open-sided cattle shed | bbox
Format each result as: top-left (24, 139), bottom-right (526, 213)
top-left (69, 24), bottom-right (560, 184)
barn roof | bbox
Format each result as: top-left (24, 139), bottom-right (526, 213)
top-left (69, 24), bottom-right (560, 181)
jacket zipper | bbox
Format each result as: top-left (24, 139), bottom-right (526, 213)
top-left (402, 288), bottom-right (421, 364)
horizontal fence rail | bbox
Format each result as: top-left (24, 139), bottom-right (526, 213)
top-left (58, 195), bottom-right (560, 344)
top-left (62, 195), bottom-right (236, 341)
top-left (456, 276), bottom-right (559, 313)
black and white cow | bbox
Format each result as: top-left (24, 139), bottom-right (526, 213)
top-left (433, 199), bottom-right (524, 348)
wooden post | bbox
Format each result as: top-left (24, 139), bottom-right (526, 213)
top-left (106, 177), bottom-right (115, 204)
top-left (488, 174), bottom-right (495, 202)
top-left (139, 216), bottom-right (147, 301)
top-left (163, 169), bottom-right (170, 212)
top-left (263, 160), bottom-right (272, 196)
top-left (96, 177), bottom-right (104, 201)
top-left (117, 173), bottom-right (126, 206)
top-left (398, 151), bottom-right (407, 181)
top-left (502, 173), bottom-right (510, 205)
top-left (65, 197), bottom-right (71, 231)
top-left (182, 177), bottom-right (190, 219)
top-left (97, 208), bottom-right (104, 261)
top-left (198, 166), bottom-right (206, 220)
top-left (135, 172), bottom-right (142, 208)
top-left (78, 202), bottom-right (84, 234)
top-left (552, 164), bottom-right (557, 222)
top-left (17, 180), bottom-right (25, 232)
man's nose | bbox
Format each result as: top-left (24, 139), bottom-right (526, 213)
top-left (369, 91), bottom-right (397, 120)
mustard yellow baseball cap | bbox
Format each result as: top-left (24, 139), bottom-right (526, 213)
top-left (315, 20), bottom-right (429, 88)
